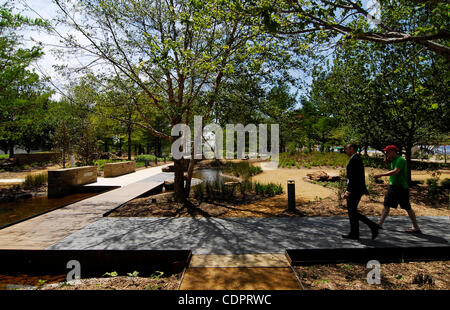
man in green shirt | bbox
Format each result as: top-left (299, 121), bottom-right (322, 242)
top-left (374, 145), bottom-right (421, 233)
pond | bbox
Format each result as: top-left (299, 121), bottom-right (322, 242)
top-left (192, 168), bottom-right (238, 185)
top-left (0, 191), bottom-right (109, 229)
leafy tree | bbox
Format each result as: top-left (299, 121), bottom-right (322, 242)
top-left (310, 40), bottom-right (449, 182)
top-left (0, 2), bottom-right (51, 157)
top-left (52, 120), bottom-right (73, 168)
top-left (253, 0), bottom-right (450, 60)
top-left (54, 0), bottom-right (286, 201)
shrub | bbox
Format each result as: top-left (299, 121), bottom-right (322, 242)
top-left (23, 172), bottom-right (48, 188)
top-left (253, 182), bottom-right (283, 197)
top-left (441, 178), bottom-right (450, 190)
top-left (135, 154), bottom-right (167, 163)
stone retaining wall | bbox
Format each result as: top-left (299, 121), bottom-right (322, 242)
top-left (104, 161), bottom-right (136, 178)
top-left (13, 152), bottom-right (59, 165)
top-left (48, 166), bottom-right (97, 198)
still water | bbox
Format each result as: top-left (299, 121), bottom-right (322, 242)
top-left (192, 168), bottom-right (236, 185)
top-left (0, 192), bottom-right (102, 229)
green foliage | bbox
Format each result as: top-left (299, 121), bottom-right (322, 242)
top-left (135, 154), bottom-right (167, 163)
top-left (441, 178), bottom-right (450, 190)
top-left (253, 182), bottom-right (283, 197)
top-left (23, 173), bottom-right (48, 188)
top-left (426, 170), bottom-right (445, 202)
top-left (150, 271), bottom-right (164, 280)
top-left (278, 152), bottom-right (348, 168)
top-left (103, 271), bottom-right (118, 277)
top-left (127, 271), bottom-right (140, 277)
top-left (223, 162), bottom-right (262, 180)
top-left (279, 152), bottom-right (448, 171)
top-left (0, 3), bottom-right (52, 156)
top-left (37, 279), bottom-right (47, 286)
top-left (75, 121), bottom-right (99, 166)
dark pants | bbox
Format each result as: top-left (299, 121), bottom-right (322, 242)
top-left (347, 193), bottom-right (377, 237)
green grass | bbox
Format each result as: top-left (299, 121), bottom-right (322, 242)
top-left (0, 154), bottom-right (9, 159)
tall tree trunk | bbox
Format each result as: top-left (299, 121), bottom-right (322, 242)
top-left (444, 143), bottom-right (447, 164)
top-left (126, 125), bottom-right (132, 160)
top-left (405, 141), bottom-right (413, 185)
top-left (173, 158), bottom-right (186, 202)
top-left (8, 141), bottom-right (14, 159)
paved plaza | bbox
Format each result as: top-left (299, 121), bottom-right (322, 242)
top-left (48, 216), bottom-right (450, 254)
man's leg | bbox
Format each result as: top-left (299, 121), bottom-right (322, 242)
top-left (378, 186), bottom-right (396, 228)
top-left (346, 195), bottom-right (361, 237)
top-left (400, 188), bottom-right (420, 231)
top-left (378, 207), bottom-right (390, 228)
top-left (406, 209), bottom-right (420, 231)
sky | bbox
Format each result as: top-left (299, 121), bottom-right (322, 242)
top-left (15, 0), bottom-right (91, 99)
top-left (14, 0), bottom-right (380, 105)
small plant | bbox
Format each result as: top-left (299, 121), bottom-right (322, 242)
top-left (103, 271), bottom-right (119, 277)
top-left (59, 282), bottom-right (72, 288)
top-left (341, 264), bottom-right (354, 270)
top-left (394, 274), bottom-right (403, 280)
top-left (127, 271), bottom-right (140, 277)
top-left (150, 271), bottom-right (164, 280)
top-left (37, 279), bottom-right (47, 286)
top-left (146, 284), bottom-right (160, 290)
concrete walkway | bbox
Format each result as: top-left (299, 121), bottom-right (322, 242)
top-left (48, 216), bottom-right (450, 254)
top-left (0, 164), bottom-right (176, 249)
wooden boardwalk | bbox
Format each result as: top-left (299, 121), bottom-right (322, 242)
top-left (0, 164), bottom-right (175, 249)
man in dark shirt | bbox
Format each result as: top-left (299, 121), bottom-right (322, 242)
top-left (342, 144), bottom-right (379, 240)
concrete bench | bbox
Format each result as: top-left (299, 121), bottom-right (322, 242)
top-left (104, 161), bottom-right (136, 178)
top-left (48, 166), bottom-right (97, 198)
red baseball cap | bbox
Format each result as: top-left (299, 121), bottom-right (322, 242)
top-left (382, 145), bottom-right (398, 152)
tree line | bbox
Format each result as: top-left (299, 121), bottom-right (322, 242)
top-left (1, 0), bottom-right (448, 201)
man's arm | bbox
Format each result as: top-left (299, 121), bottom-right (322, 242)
top-left (374, 168), bottom-right (400, 178)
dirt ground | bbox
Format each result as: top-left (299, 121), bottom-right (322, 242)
top-left (295, 261), bottom-right (450, 290)
top-left (110, 165), bottom-right (449, 218)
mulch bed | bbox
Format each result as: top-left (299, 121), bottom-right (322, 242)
top-left (295, 261), bottom-right (450, 290)
top-left (1, 272), bottom-right (182, 290)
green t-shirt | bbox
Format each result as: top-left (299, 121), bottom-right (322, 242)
top-left (389, 156), bottom-right (408, 189)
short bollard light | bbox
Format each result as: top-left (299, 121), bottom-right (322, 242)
top-left (288, 180), bottom-right (296, 211)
